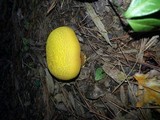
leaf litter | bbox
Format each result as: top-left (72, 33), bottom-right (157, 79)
top-left (7, 0), bottom-right (160, 119)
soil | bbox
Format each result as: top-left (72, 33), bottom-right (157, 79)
top-left (1, 0), bottom-right (160, 120)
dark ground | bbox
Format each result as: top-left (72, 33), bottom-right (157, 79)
top-left (1, 0), bottom-right (160, 120)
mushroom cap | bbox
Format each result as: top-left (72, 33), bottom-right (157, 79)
top-left (46, 26), bottom-right (81, 80)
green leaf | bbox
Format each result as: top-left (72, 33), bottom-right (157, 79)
top-left (127, 18), bottom-right (160, 32)
top-left (95, 67), bottom-right (106, 81)
top-left (124, 0), bottom-right (160, 18)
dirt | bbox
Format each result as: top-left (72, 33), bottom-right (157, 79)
top-left (1, 0), bottom-right (160, 120)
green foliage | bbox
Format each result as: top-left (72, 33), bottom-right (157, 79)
top-left (95, 67), bottom-right (106, 81)
top-left (124, 0), bottom-right (160, 32)
top-left (124, 0), bottom-right (160, 18)
top-left (127, 18), bottom-right (160, 32)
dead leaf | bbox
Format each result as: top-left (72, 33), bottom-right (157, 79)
top-left (68, 92), bottom-right (76, 110)
top-left (134, 71), bottom-right (160, 107)
top-left (45, 68), bottom-right (54, 93)
top-left (85, 3), bottom-right (112, 46)
top-left (102, 63), bottom-right (127, 83)
top-left (120, 85), bottom-right (128, 106)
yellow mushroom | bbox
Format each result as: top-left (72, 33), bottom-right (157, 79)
top-left (46, 26), bottom-right (84, 80)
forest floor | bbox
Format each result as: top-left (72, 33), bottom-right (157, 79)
top-left (1, 0), bottom-right (160, 120)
